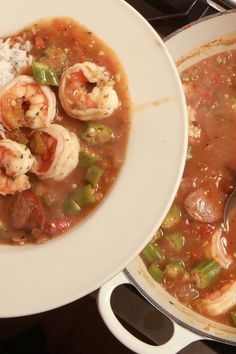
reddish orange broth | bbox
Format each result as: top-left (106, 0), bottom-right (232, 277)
top-left (0, 18), bottom-right (131, 244)
top-left (142, 49), bottom-right (236, 327)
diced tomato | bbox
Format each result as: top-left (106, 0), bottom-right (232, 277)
top-left (43, 223), bottom-right (56, 236)
top-left (44, 219), bottom-right (71, 236)
top-left (38, 158), bottom-right (53, 173)
top-left (189, 249), bottom-right (198, 258)
top-left (188, 247), bottom-right (204, 260)
top-left (36, 133), bottom-right (57, 173)
top-left (35, 36), bottom-right (45, 49)
top-left (201, 91), bottom-right (211, 99)
top-left (56, 219), bottom-right (71, 233)
top-left (198, 224), bottom-right (215, 238)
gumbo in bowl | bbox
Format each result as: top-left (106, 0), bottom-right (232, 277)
top-left (0, 17), bottom-right (131, 245)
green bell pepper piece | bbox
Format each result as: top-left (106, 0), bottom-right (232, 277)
top-left (62, 197), bottom-right (81, 216)
top-left (151, 229), bottom-right (163, 244)
top-left (191, 260), bottom-right (221, 289)
top-left (166, 232), bottom-right (185, 252)
top-left (79, 150), bottom-right (100, 168)
top-left (32, 61), bottom-right (59, 86)
top-left (161, 204), bottom-right (182, 229)
top-left (71, 185), bottom-right (96, 207)
top-left (86, 165), bottom-right (103, 187)
top-left (148, 263), bottom-right (164, 283)
top-left (80, 123), bottom-right (114, 145)
top-left (141, 243), bottom-right (164, 264)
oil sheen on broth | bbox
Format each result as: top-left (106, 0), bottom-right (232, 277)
top-left (0, 18), bottom-right (131, 245)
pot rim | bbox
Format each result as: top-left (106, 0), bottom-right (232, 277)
top-left (124, 267), bottom-right (236, 346)
top-left (164, 8), bottom-right (236, 43)
top-left (125, 9), bottom-right (236, 347)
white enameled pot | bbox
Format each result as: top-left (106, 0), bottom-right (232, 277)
top-left (98, 10), bottom-right (236, 354)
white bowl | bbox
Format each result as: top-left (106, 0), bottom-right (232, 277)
top-left (0, 0), bottom-right (187, 317)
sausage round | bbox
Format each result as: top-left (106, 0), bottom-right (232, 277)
top-left (184, 187), bottom-right (223, 223)
top-left (10, 190), bottom-right (45, 232)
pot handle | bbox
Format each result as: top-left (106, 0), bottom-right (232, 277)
top-left (98, 271), bottom-right (201, 354)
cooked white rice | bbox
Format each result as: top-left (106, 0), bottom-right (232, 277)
top-left (0, 38), bottom-right (32, 89)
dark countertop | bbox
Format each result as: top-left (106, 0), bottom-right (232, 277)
top-left (0, 284), bottom-right (235, 354)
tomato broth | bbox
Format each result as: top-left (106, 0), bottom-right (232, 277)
top-left (141, 49), bottom-right (236, 327)
top-left (0, 18), bottom-right (131, 244)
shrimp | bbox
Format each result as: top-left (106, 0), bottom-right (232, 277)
top-left (210, 228), bottom-right (232, 269)
top-left (0, 172), bottom-right (30, 196)
top-left (197, 281), bottom-right (236, 316)
top-left (59, 61), bottom-right (119, 121)
top-left (0, 75), bottom-right (56, 131)
top-left (0, 138), bottom-right (34, 195)
top-left (203, 228), bottom-right (232, 269)
top-left (30, 124), bottom-right (80, 181)
top-left (184, 186), bottom-right (223, 223)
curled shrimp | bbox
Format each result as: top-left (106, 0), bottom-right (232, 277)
top-left (0, 172), bottom-right (30, 196)
top-left (0, 75), bottom-right (56, 130)
top-left (0, 138), bottom-right (35, 195)
top-left (30, 123), bottom-right (80, 181)
top-left (59, 61), bottom-right (119, 121)
top-left (197, 281), bottom-right (236, 316)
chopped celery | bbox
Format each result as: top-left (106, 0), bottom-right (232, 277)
top-left (151, 229), bottom-right (163, 244)
top-left (164, 261), bottom-right (186, 278)
top-left (85, 165), bottom-right (103, 187)
top-left (32, 61), bottom-right (59, 86)
top-left (191, 260), bottom-right (221, 289)
top-left (166, 232), bottom-right (185, 252)
top-left (230, 312), bottom-right (236, 327)
top-left (62, 197), bottom-right (81, 216)
top-left (79, 150), bottom-right (100, 168)
top-left (141, 243), bottom-right (164, 264)
top-left (72, 185), bottom-right (96, 207)
top-left (148, 263), bottom-right (164, 283)
top-left (63, 185), bottom-right (97, 213)
top-left (80, 123), bottom-right (114, 145)
top-left (161, 204), bottom-right (182, 229)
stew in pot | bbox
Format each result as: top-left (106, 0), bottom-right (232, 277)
top-left (141, 48), bottom-right (236, 328)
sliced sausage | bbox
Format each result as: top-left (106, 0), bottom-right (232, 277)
top-left (184, 186), bottom-right (223, 223)
top-left (10, 190), bottom-right (45, 232)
